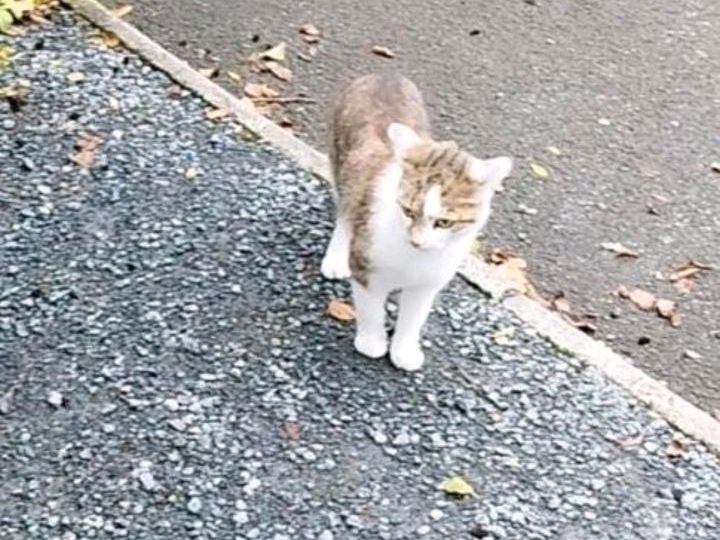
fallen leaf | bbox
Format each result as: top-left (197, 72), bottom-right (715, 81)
top-left (260, 42), bottom-right (287, 62)
top-left (299, 23), bottom-right (321, 37)
top-left (0, 44), bottom-right (12, 70)
top-left (198, 66), bottom-right (218, 79)
top-left (666, 436), bottom-right (686, 459)
top-left (669, 313), bottom-right (682, 328)
top-left (551, 293), bottom-right (571, 314)
top-left (67, 71), bottom-right (85, 83)
top-left (440, 476), bottom-right (477, 498)
top-left (1, 0), bottom-right (33, 22)
top-left (69, 133), bottom-right (102, 169)
top-left (47, 390), bottom-right (63, 409)
top-left (546, 145), bottom-right (561, 156)
top-left (327, 299), bottom-right (355, 322)
top-left (184, 167), bottom-right (200, 179)
top-left (0, 9), bottom-right (13, 34)
top-left (570, 318), bottom-right (597, 335)
top-left (656, 298), bottom-right (677, 320)
top-left (94, 30), bottom-right (121, 48)
top-left (711, 162), bottom-right (720, 173)
top-left (371, 45), bottom-right (395, 58)
top-left (672, 277), bottom-right (695, 295)
top-left (625, 288), bottom-right (656, 311)
top-left (683, 349), bottom-right (701, 360)
top-left (227, 70), bottom-right (242, 83)
top-left (205, 107), bottom-right (229, 120)
top-left (492, 326), bottom-right (515, 345)
top-left (111, 4), bottom-right (133, 18)
top-left (243, 82), bottom-right (278, 99)
top-left (669, 260), bottom-right (712, 282)
top-left (529, 162), bottom-right (549, 179)
top-left (600, 242), bottom-right (639, 258)
top-left (265, 60), bottom-right (293, 82)
top-left (282, 421), bottom-right (301, 441)
top-left (486, 249), bottom-right (541, 300)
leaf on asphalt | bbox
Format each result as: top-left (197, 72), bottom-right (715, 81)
top-left (600, 242), bottom-right (638, 258)
top-left (672, 277), bottom-right (695, 295)
top-left (371, 45), bottom-right (395, 58)
top-left (198, 66), bottom-right (218, 79)
top-left (111, 4), bottom-right (133, 18)
top-left (47, 390), bottom-right (63, 409)
top-left (440, 476), bottom-right (477, 498)
top-left (711, 162), bottom-right (720, 173)
top-left (265, 60), bottom-right (293, 82)
top-left (327, 299), bottom-right (355, 322)
top-left (67, 71), bottom-right (85, 83)
top-left (205, 107), bottom-right (229, 120)
top-left (485, 248), bottom-right (543, 301)
top-left (227, 70), bottom-right (242, 83)
top-left (669, 260), bottom-right (712, 282)
top-left (260, 41), bottom-right (287, 62)
top-left (243, 82), bottom-right (278, 99)
top-left (617, 287), bottom-right (656, 311)
top-left (282, 420), bottom-right (301, 441)
top-left (546, 145), bottom-right (561, 156)
top-left (492, 326), bottom-right (515, 345)
top-left (567, 317), bottom-right (597, 335)
top-left (551, 293), bottom-right (571, 314)
top-left (666, 436), bottom-right (686, 459)
top-left (529, 162), bottom-right (549, 179)
top-left (69, 133), bottom-right (102, 169)
top-left (299, 23), bottom-right (321, 43)
top-left (656, 298), bottom-right (677, 320)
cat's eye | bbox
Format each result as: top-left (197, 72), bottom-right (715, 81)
top-left (434, 218), bottom-right (454, 229)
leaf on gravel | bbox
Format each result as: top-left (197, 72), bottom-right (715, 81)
top-left (265, 60), bottom-right (293, 82)
top-left (529, 162), bottom-right (549, 179)
top-left (551, 293), bottom-right (571, 314)
top-left (282, 420), bottom-right (301, 441)
top-left (0, 9), bottom-right (14, 33)
top-left (47, 390), bottom-right (63, 409)
top-left (666, 436), bottom-right (686, 459)
top-left (672, 277), bottom-right (695, 295)
top-left (260, 41), bottom-right (287, 62)
top-left (371, 45), bottom-right (395, 58)
top-left (485, 248), bottom-right (543, 301)
top-left (69, 133), bottom-right (102, 169)
top-left (243, 82), bottom-right (278, 99)
top-left (327, 299), bottom-right (355, 322)
top-left (205, 107), bottom-right (229, 120)
top-left (669, 260), bottom-right (712, 282)
top-left (67, 71), bottom-right (85, 83)
top-left (111, 4), bottom-right (133, 18)
top-left (299, 23), bottom-right (321, 43)
top-left (227, 70), bottom-right (242, 83)
top-left (656, 298), bottom-right (677, 320)
top-left (184, 166), bottom-right (200, 179)
top-left (440, 476), bottom-right (477, 498)
top-left (711, 162), bottom-right (720, 173)
top-left (1, 0), bottom-right (33, 21)
top-left (600, 242), bottom-right (638, 258)
top-left (546, 145), bottom-right (561, 156)
top-left (198, 66), bottom-right (218, 79)
top-left (492, 326), bottom-right (515, 345)
top-left (0, 44), bottom-right (12, 70)
top-left (617, 287), bottom-right (656, 311)
top-left (89, 30), bottom-right (121, 49)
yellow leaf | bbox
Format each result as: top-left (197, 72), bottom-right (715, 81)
top-left (529, 162), bottom-right (549, 179)
top-left (440, 476), bottom-right (477, 498)
top-left (205, 107), bottom-right (229, 120)
top-left (546, 145), bottom-right (561, 156)
top-left (371, 45), bottom-right (395, 58)
top-left (260, 42), bottom-right (286, 63)
top-left (492, 326), bottom-right (515, 345)
top-left (327, 299), bottom-right (355, 322)
top-left (227, 70), bottom-right (242, 83)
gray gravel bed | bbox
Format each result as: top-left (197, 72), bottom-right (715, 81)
top-left (0, 11), bottom-right (719, 540)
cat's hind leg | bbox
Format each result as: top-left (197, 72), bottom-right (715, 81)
top-left (390, 285), bottom-right (441, 371)
top-left (352, 280), bottom-right (389, 358)
top-left (321, 216), bottom-right (352, 280)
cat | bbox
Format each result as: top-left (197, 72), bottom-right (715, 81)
top-left (322, 72), bottom-right (513, 371)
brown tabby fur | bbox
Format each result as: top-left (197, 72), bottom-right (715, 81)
top-left (329, 72), bottom-right (484, 285)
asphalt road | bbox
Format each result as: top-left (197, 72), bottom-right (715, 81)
top-left (103, 0), bottom-right (720, 414)
top-left (2, 12), bottom-right (720, 539)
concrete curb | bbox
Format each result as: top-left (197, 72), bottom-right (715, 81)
top-left (64, 0), bottom-right (720, 456)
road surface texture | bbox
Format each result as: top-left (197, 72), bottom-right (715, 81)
top-left (103, 0), bottom-right (720, 414)
top-left (1, 11), bottom-right (720, 540)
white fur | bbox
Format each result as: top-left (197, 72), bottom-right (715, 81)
top-left (321, 218), bottom-right (351, 279)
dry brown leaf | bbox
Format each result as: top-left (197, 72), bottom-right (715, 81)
top-left (327, 299), bottom-right (355, 322)
top-left (282, 421), bottom-right (301, 441)
top-left (551, 294), bottom-right (571, 314)
top-left (625, 288), bottom-right (656, 311)
top-left (69, 133), bottom-right (102, 169)
top-left (227, 70), bottom-right (242, 83)
top-left (299, 23), bottom-right (321, 37)
top-left (243, 82), bottom-right (278, 99)
top-left (669, 260), bottom-right (712, 282)
top-left (656, 298), bottom-right (677, 320)
top-left (265, 61), bottom-right (293, 82)
top-left (111, 4), bottom-right (133, 18)
top-left (485, 249), bottom-right (538, 298)
top-left (666, 437), bottom-right (686, 459)
top-left (260, 42), bottom-right (287, 62)
top-left (600, 242), bottom-right (639, 258)
top-left (371, 45), bottom-right (395, 58)
top-left (672, 277), bottom-right (695, 295)
top-left (198, 66), bottom-right (218, 79)
top-left (205, 107), bottom-right (229, 120)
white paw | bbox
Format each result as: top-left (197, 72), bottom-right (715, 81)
top-left (354, 333), bottom-right (388, 359)
top-left (390, 341), bottom-right (425, 372)
top-left (321, 252), bottom-right (351, 280)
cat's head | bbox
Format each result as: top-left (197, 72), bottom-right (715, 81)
top-left (387, 122), bottom-right (513, 251)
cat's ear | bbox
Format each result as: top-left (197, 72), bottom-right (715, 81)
top-left (387, 123), bottom-right (422, 157)
top-left (468, 156), bottom-right (513, 192)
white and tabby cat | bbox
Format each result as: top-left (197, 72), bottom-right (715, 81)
top-left (323, 72), bottom-right (513, 371)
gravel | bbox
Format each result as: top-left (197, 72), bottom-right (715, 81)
top-left (1, 10), bottom-right (719, 540)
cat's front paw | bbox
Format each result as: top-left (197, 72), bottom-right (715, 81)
top-left (390, 341), bottom-right (425, 372)
top-left (321, 252), bottom-right (351, 280)
top-left (354, 333), bottom-right (388, 359)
